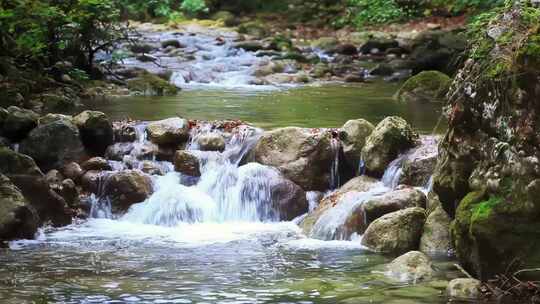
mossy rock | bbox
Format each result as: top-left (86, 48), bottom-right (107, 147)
top-left (127, 73), bottom-right (179, 96)
top-left (395, 71), bottom-right (451, 103)
top-left (237, 21), bottom-right (268, 38)
top-left (211, 11), bottom-right (237, 27)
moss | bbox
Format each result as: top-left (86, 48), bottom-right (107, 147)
top-left (471, 196), bottom-right (503, 222)
top-left (127, 73), bottom-right (179, 96)
top-left (395, 71), bottom-right (451, 103)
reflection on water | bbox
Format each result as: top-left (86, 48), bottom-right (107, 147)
top-left (0, 220), bottom-right (456, 304)
top-left (88, 83), bottom-right (446, 133)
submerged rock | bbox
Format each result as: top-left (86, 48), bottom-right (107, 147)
top-left (0, 174), bottom-right (39, 241)
top-left (361, 207), bottom-right (426, 254)
top-left (395, 71), bottom-right (451, 103)
top-left (251, 127), bottom-right (334, 191)
top-left (387, 251), bottom-right (434, 282)
top-left (339, 119), bottom-right (375, 171)
top-left (446, 278), bottom-right (481, 301)
top-left (361, 116), bottom-right (418, 177)
top-left (104, 170), bottom-right (153, 212)
top-left (20, 116), bottom-right (85, 171)
top-left (73, 111), bottom-right (114, 156)
top-left (147, 117), bottom-right (190, 146)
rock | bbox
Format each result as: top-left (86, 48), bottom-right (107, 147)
top-left (395, 71), bottom-right (451, 103)
top-left (360, 38), bottom-right (399, 54)
top-left (398, 136), bottom-right (438, 187)
top-left (0, 136), bottom-right (9, 147)
top-left (80, 170), bottom-right (103, 193)
top-left (251, 127), bottom-right (334, 191)
top-left (0, 174), bottom-right (38, 241)
top-left (196, 133), bottom-right (226, 152)
top-left (235, 41), bottom-right (264, 52)
top-left (335, 44), bottom-right (358, 55)
top-left (1, 106), bottom-right (38, 141)
top-left (301, 176), bottom-right (380, 238)
top-left (45, 169), bottom-right (64, 185)
top-left (361, 117), bottom-right (418, 177)
top-left (129, 43), bottom-right (155, 54)
top-left (311, 37), bottom-right (339, 53)
top-left (147, 117), bottom-right (190, 146)
top-left (370, 63), bottom-right (395, 76)
top-left (361, 207), bottom-right (426, 254)
top-left (136, 54), bottom-right (158, 62)
top-left (161, 39), bottom-right (184, 49)
top-left (81, 157), bottom-right (112, 171)
top-left (0, 147), bottom-right (71, 226)
top-left (364, 188), bottom-right (427, 224)
top-left (387, 251), bottom-right (434, 282)
top-left (104, 170), bottom-right (153, 212)
top-left (105, 143), bottom-right (134, 161)
top-left (20, 116), bottom-right (85, 171)
top-left (344, 74), bottom-right (364, 83)
top-left (237, 21), bottom-right (268, 38)
top-left (113, 123), bottom-right (137, 142)
top-left (174, 150), bottom-right (201, 177)
top-left (38, 113), bottom-right (71, 125)
top-left (59, 179), bottom-right (79, 208)
top-left (270, 177), bottom-right (308, 221)
top-left (211, 11), bottom-right (237, 26)
top-left (339, 119), bottom-right (374, 169)
top-left (446, 278), bottom-right (481, 301)
top-left (139, 161), bottom-right (164, 176)
top-left (73, 111), bottom-right (114, 156)
top-left (419, 205), bottom-right (452, 254)
top-left (61, 162), bottom-right (84, 182)
top-left (127, 73), bottom-right (179, 96)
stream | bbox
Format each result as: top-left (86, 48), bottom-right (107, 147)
top-left (0, 24), bottom-right (459, 304)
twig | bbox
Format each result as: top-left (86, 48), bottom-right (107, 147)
top-left (454, 263), bottom-right (474, 279)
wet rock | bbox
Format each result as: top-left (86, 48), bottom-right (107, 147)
top-left (113, 123), bottom-right (137, 142)
top-left (136, 54), bottom-right (158, 62)
top-left (0, 147), bottom-right (71, 226)
top-left (398, 136), bottom-right (438, 187)
top-left (80, 170), bottom-right (103, 193)
top-left (387, 251), bottom-right (434, 282)
top-left (73, 111), bottom-right (114, 156)
top-left (104, 170), bottom-right (153, 212)
top-left (361, 116), bottom-right (418, 177)
top-left (45, 169), bottom-right (64, 185)
top-left (361, 207), bottom-right (426, 254)
top-left (197, 133), bottom-right (226, 152)
top-left (61, 162), bottom-right (83, 182)
top-left (2, 106), bottom-right (38, 141)
top-left (235, 41), bottom-right (264, 52)
top-left (344, 74), bottom-right (364, 83)
top-left (339, 119), bottom-right (374, 170)
top-left (395, 71), bottom-right (451, 103)
top-left (311, 37), bottom-right (339, 53)
top-left (20, 116), bottom-right (85, 171)
top-left (335, 44), bottom-right (358, 56)
top-left (419, 205), bottom-right (452, 254)
top-left (251, 127), bottom-right (334, 191)
top-left (301, 176), bottom-right (380, 237)
top-left (59, 179), bottom-right (79, 208)
top-left (270, 178), bottom-right (308, 221)
top-left (127, 73), bottom-right (179, 96)
top-left (237, 21), bottom-right (268, 38)
top-left (370, 63), bottom-right (395, 77)
top-left (0, 174), bottom-right (38, 241)
top-left (129, 43), bottom-right (155, 54)
top-left (147, 117), bottom-right (190, 146)
top-left (211, 11), bottom-right (237, 26)
top-left (115, 67), bottom-right (148, 80)
top-left (105, 143), bottom-right (134, 161)
top-left (174, 150), bottom-right (201, 177)
top-left (82, 157), bottom-right (112, 171)
top-left (363, 188), bottom-right (427, 224)
top-left (446, 278), bottom-right (481, 301)
top-left (359, 38), bottom-right (399, 55)
top-left (161, 39), bottom-right (184, 49)
top-left (139, 161), bottom-right (164, 176)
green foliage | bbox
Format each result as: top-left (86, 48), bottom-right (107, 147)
top-left (181, 0), bottom-right (208, 15)
top-left (347, 0), bottom-right (405, 26)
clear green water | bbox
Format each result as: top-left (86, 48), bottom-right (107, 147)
top-left (89, 83), bottom-right (446, 133)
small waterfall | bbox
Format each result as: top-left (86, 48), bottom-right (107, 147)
top-left (329, 137), bottom-right (341, 190)
top-left (309, 186), bottom-right (388, 240)
top-left (89, 172), bottom-right (114, 219)
top-left (381, 156), bottom-right (406, 190)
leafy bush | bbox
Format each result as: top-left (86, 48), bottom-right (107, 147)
top-left (181, 0), bottom-right (208, 15)
top-left (347, 0), bottom-right (406, 26)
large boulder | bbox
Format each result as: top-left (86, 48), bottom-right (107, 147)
top-left (301, 176), bottom-right (380, 239)
top-left (0, 147), bottom-right (72, 226)
top-left (420, 205), bottom-right (452, 254)
top-left (339, 119), bottom-right (375, 170)
top-left (20, 116), bottom-right (85, 171)
top-left (361, 207), bottom-right (426, 254)
top-left (147, 117), bottom-right (190, 146)
top-left (395, 71), bottom-right (451, 103)
top-left (73, 111), bottom-right (114, 156)
top-left (0, 174), bottom-right (39, 241)
top-left (251, 127), bottom-right (334, 191)
top-left (174, 150), bottom-right (201, 177)
top-left (361, 117), bottom-right (418, 177)
top-left (363, 188), bottom-right (427, 224)
top-left (1, 106), bottom-right (38, 141)
top-left (432, 3), bottom-right (540, 279)
top-left (104, 170), bottom-right (153, 212)
top-left (386, 251), bottom-right (435, 282)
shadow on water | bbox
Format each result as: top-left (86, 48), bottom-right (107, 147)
top-left (87, 82), bottom-right (447, 133)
